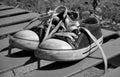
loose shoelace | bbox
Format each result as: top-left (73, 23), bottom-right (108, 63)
top-left (81, 27), bottom-right (108, 73)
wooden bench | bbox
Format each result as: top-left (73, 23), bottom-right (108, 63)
top-left (102, 66), bottom-right (120, 77)
top-left (0, 4), bottom-right (120, 77)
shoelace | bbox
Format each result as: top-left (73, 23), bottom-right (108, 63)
top-left (81, 27), bottom-right (108, 73)
top-left (40, 5), bottom-right (68, 44)
top-left (24, 11), bottom-right (54, 30)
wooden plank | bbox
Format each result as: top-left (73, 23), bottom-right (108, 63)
top-left (0, 38), bottom-right (9, 53)
top-left (0, 13), bottom-right (39, 27)
top-left (102, 67), bottom-right (120, 77)
top-left (0, 37), bottom-right (30, 73)
top-left (108, 55), bottom-right (120, 67)
top-left (0, 23), bottom-right (28, 36)
top-left (19, 30), bottom-right (120, 77)
top-left (0, 5), bottom-right (13, 10)
top-left (0, 20), bottom-right (41, 36)
top-left (0, 71), bottom-right (14, 77)
top-left (0, 54), bottom-right (30, 73)
top-left (0, 8), bottom-right (29, 17)
top-left (101, 29), bottom-right (117, 37)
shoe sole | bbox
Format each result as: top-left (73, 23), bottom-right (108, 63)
top-left (35, 36), bottom-right (103, 61)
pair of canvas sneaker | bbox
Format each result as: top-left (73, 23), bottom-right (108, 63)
top-left (9, 5), bottom-right (107, 72)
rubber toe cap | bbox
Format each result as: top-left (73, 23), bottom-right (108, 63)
top-left (40, 39), bottom-right (72, 49)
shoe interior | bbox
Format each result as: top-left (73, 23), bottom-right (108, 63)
top-left (67, 12), bottom-right (79, 20)
top-left (83, 17), bottom-right (98, 24)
